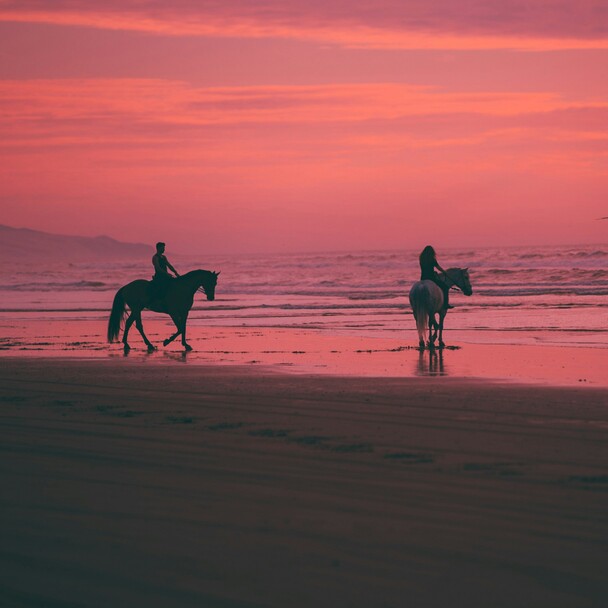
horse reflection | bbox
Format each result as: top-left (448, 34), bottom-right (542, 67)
top-left (163, 350), bottom-right (190, 363)
top-left (416, 349), bottom-right (447, 377)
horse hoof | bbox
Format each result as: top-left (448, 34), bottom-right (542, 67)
top-left (123, 343), bottom-right (130, 352)
top-left (147, 345), bottom-right (157, 353)
top-left (184, 344), bottom-right (193, 352)
top-left (163, 339), bottom-right (170, 347)
top-left (418, 341), bottom-right (425, 350)
top-left (439, 342), bottom-right (445, 349)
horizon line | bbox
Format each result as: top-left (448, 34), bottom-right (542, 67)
top-left (1, 222), bottom-right (604, 258)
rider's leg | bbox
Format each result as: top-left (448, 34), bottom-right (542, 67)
top-left (149, 278), bottom-right (160, 302)
top-left (434, 278), bottom-right (451, 310)
top-left (150, 275), bottom-right (172, 304)
top-left (443, 286), bottom-right (452, 309)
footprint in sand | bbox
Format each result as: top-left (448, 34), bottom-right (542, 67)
top-left (288, 435), bottom-right (329, 447)
top-left (567, 474), bottom-right (608, 488)
top-left (332, 443), bottom-right (373, 453)
top-left (166, 416), bottom-right (195, 424)
top-left (248, 428), bottom-right (291, 438)
top-left (207, 421), bottom-right (245, 431)
top-left (384, 452), bottom-right (434, 464)
top-left (462, 462), bottom-right (524, 476)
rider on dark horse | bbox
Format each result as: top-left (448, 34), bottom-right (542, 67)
top-left (151, 242), bottom-right (179, 302)
top-left (419, 245), bottom-right (453, 310)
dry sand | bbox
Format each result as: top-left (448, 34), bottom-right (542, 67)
top-left (1, 357), bottom-right (607, 607)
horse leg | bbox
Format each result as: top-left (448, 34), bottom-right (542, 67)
top-left (181, 313), bottom-right (192, 351)
top-left (122, 313), bottom-right (136, 351)
top-left (134, 312), bottom-right (156, 352)
top-left (428, 316), bottom-right (435, 349)
top-left (429, 313), bottom-right (438, 348)
top-left (438, 311), bottom-right (446, 348)
top-left (163, 314), bottom-right (183, 347)
top-left (414, 310), bottom-right (425, 349)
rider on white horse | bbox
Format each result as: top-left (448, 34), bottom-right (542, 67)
top-left (419, 245), bottom-right (453, 310)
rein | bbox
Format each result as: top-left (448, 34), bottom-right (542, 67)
top-left (440, 270), bottom-right (467, 293)
top-left (179, 269), bottom-right (218, 297)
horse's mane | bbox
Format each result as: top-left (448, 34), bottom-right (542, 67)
top-left (444, 267), bottom-right (466, 275)
top-left (178, 269), bottom-right (213, 281)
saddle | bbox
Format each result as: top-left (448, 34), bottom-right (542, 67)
top-left (147, 275), bottom-right (174, 311)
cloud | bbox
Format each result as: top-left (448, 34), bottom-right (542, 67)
top-left (1, 1), bottom-right (608, 50)
top-left (1, 79), bottom-right (606, 183)
top-left (2, 76), bottom-right (606, 250)
top-left (2, 79), bottom-right (603, 134)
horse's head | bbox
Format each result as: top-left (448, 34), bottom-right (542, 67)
top-left (460, 268), bottom-right (473, 296)
top-left (444, 267), bottom-right (472, 296)
top-left (200, 270), bottom-right (220, 301)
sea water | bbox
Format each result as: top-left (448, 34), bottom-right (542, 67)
top-left (1, 244), bottom-right (606, 348)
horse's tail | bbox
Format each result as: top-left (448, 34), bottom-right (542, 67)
top-left (107, 288), bottom-right (126, 343)
top-left (410, 284), bottom-right (429, 341)
top-left (413, 297), bottom-right (429, 337)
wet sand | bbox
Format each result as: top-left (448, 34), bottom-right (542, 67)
top-left (1, 320), bottom-right (606, 386)
top-left (1, 357), bottom-right (607, 607)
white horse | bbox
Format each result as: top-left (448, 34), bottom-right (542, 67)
top-left (409, 268), bottom-right (472, 349)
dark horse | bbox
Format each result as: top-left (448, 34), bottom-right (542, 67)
top-left (107, 270), bottom-right (219, 352)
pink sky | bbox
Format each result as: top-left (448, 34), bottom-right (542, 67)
top-left (1, 1), bottom-right (607, 253)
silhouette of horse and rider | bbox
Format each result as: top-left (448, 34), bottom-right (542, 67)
top-left (409, 245), bottom-right (472, 350)
top-left (108, 242), bottom-right (219, 352)
top-left (107, 242), bottom-right (471, 352)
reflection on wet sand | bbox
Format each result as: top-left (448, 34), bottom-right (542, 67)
top-left (163, 350), bottom-right (189, 363)
top-left (416, 349), bottom-right (447, 377)
top-left (1, 319), bottom-right (607, 386)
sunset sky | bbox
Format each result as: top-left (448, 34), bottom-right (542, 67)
top-left (1, 1), bottom-right (607, 253)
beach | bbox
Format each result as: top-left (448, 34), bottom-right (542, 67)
top-left (3, 1), bottom-right (608, 603)
top-left (1, 243), bottom-right (607, 606)
top-left (2, 351), bottom-right (608, 607)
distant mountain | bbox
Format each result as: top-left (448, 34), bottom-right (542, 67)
top-left (0, 224), bottom-right (152, 262)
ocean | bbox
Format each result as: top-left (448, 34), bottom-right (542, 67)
top-left (1, 244), bottom-right (606, 349)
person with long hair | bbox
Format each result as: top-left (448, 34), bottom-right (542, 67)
top-left (419, 245), bottom-right (452, 310)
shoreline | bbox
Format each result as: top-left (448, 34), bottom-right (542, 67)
top-left (1, 320), bottom-right (606, 387)
top-left (1, 358), bottom-right (607, 607)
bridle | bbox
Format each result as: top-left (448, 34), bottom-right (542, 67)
top-left (196, 271), bottom-right (218, 296)
top-left (440, 269), bottom-right (469, 294)
top-left (175, 270), bottom-right (218, 297)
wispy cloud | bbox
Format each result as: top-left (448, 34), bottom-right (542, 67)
top-left (3, 79), bottom-right (605, 136)
top-left (1, 1), bottom-right (608, 50)
top-left (1, 79), bottom-right (606, 181)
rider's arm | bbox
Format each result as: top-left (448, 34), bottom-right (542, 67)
top-left (166, 260), bottom-right (179, 276)
top-left (434, 260), bottom-right (446, 274)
